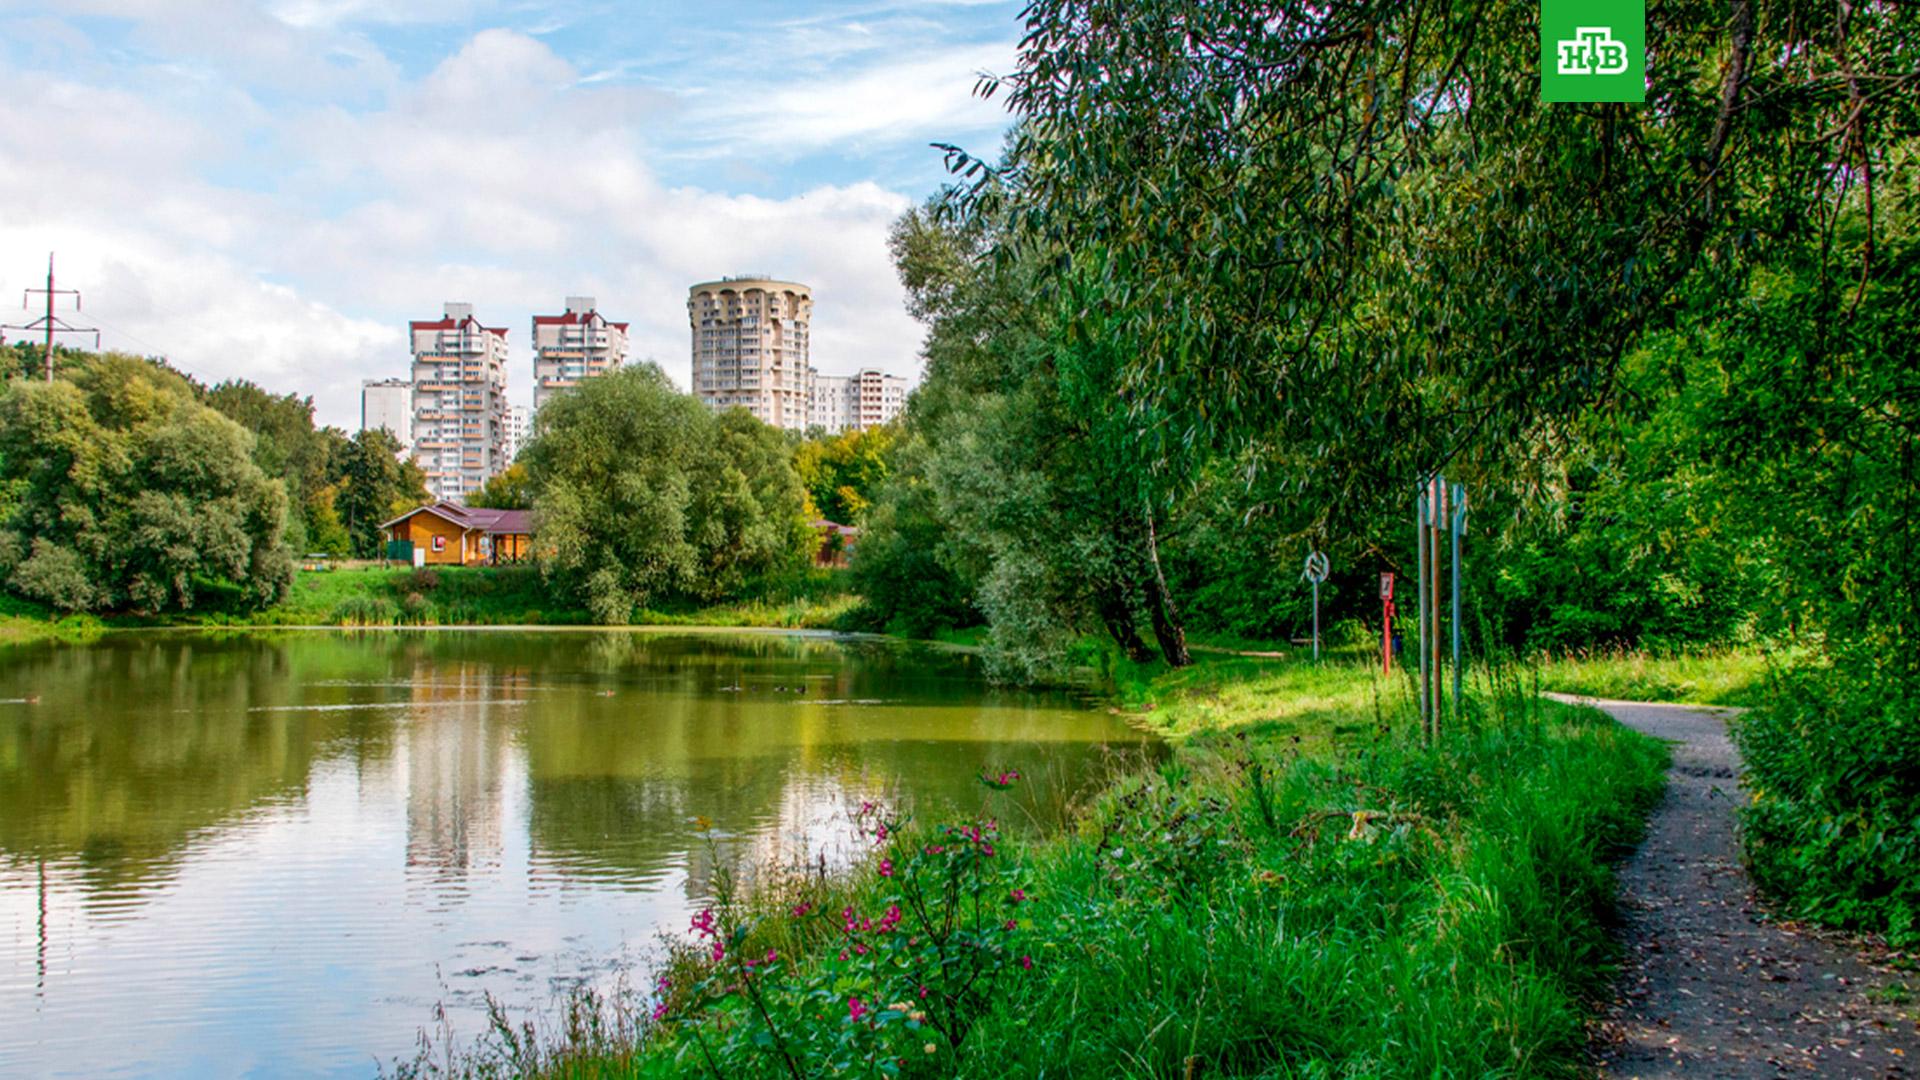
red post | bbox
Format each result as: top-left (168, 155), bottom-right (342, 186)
top-left (1380, 572), bottom-right (1396, 674)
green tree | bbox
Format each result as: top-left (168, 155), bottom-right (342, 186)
top-left (0, 354), bottom-right (292, 613)
top-left (525, 364), bottom-right (811, 622)
top-left (691, 409), bottom-right (812, 600)
top-left (793, 425), bottom-right (896, 523)
top-left (334, 428), bottom-right (429, 559)
top-left (468, 462), bottom-right (533, 510)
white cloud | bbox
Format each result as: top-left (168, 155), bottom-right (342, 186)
top-left (0, 7), bottom-right (1009, 427)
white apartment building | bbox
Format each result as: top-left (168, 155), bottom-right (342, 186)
top-left (361, 378), bottom-right (413, 452)
top-left (810, 372), bottom-right (853, 432)
top-left (688, 277), bottom-right (814, 431)
top-left (503, 404), bottom-right (530, 463)
top-left (807, 368), bottom-right (908, 433)
top-left (409, 301), bottom-right (510, 503)
top-left (532, 296), bottom-right (628, 412)
top-left (853, 368), bottom-right (908, 430)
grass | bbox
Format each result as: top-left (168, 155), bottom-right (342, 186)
top-left (0, 595), bottom-right (104, 645)
top-left (1527, 644), bottom-right (1782, 706)
top-left (392, 647), bottom-right (1670, 1079)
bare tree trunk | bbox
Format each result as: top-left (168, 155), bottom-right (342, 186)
top-left (1142, 499), bottom-right (1191, 668)
top-left (1097, 580), bottom-right (1154, 663)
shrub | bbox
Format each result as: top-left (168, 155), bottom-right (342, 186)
top-left (1737, 656), bottom-right (1920, 945)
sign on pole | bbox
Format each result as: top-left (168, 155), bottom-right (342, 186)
top-left (1302, 550), bottom-right (1330, 661)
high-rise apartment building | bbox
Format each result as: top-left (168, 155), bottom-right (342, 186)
top-left (532, 296), bottom-right (628, 411)
top-left (810, 372), bottom-right (852, 432)
top-left (688, 277), bottom-right (814, 431)
top-left (807, 368), bottom-right (908, 433)
top-left (409, 302), bottom-right (510, 503)
top-left (853, 368), bottom-right (908, 430)
top-left (361, 378), bottom-right (414, 452)
top-left (503, 404), bottom-right (530, 463)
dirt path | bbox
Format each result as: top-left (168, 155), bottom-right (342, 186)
top-left (1545, 695), bottom-right (1919, 1078)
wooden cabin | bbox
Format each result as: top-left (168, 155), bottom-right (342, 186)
top-left (380, 503), bottom-right (532, 566)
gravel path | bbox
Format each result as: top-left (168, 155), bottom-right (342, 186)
top-left (1545, 695), bottom-right (1919, 1078)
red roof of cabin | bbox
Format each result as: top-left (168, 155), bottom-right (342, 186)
top-left (380, 501), bottom-right (531, 534)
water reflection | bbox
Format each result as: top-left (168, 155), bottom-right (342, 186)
top-left (0, 630), bottom-right (1151, 1078)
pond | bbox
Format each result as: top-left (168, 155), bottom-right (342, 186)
top-left (0, 629), bottom-right (1154, 1078)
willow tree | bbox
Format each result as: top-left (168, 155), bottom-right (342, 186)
top-left (942, 0), bottom-right (1916, 535)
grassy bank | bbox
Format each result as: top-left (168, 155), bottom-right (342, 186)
top-left (0, 565), bottom-right (860, 633)
top-left (0, 596), bottom-right (104, 645)
top-left (396, 653), bottom-right (1667, 1078)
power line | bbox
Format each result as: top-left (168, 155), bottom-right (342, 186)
top-left (1, 253), bottom-right (99, 382)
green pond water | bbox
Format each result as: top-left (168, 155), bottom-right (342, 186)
top-left (0, 629), bottom-right (1154, 1078)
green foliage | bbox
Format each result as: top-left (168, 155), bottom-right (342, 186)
top-left (1738, 656), bottom-right (1920, 946)
top-left (204, 378), bottom-right (351, 554)
top-left (793, 425), bottom-right (896, 524)
top-left (847, 435), bottom-right (979, 639)
top-left (0, 354), bottom-right (293, 613)
top-left (468, 462), bottom-right (533, 510)
top-left (334, 427), bottom-right (429, 559)
top-left (526, 364), bottom-right (811, 623)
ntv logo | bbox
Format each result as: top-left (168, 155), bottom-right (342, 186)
top-left (1556, 26), bottom-right (1630, 75)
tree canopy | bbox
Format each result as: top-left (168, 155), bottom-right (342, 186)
top-left (0, 353), bottom-right (293, 612)
top-left (524, 363), bottom-right (812, 623)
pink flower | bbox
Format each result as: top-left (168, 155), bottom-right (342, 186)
top-left (853, 943), bottom-right (869, 956)
top-left (791, 902), bottom-right (812, 918)
top-left (765, 948), bottom-right (778, 964)
top-left (710, 941), bottom-right (725, 963)
top-left (879, 858), bottom-right (894, 878)
top-left (1010, 888), bottom-right (1026, 903)
top-left (651, 1001), bottom-right (668, 1022)
top-left (690, 909), bottom-right (716, 938)
top-left (981, 842), bottom-right (996, 857)
top-left (839, 950), bottom-right (849, 961)
top-left (879, 904), bottom-right (902, 933)
top-left (843, 905), bottom-right (857, 932)
top-left (918, 985), bottom-right (929, 999)
top-left (875, 824), bottom-right (888, 842)
top-left (926, 845), bottom-right (945, 854)
top-left (849, 997), bottom-right (869, 1022)
top-left (1018, 955), bottom-right (1033, 970)
top-left (1004, 919), bottom-right (1017, 931)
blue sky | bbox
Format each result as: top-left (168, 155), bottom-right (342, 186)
top-left (0, 1), bottom-right (1023, 426)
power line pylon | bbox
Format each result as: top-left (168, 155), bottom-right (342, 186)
top-left (2, 252), bottom-right (99, 382)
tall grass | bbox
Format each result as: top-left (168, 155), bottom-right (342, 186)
top-left (1526, 643), bottom-right (1780, 706)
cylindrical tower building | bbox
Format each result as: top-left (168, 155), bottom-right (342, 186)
top-left (687, 276), bottom-right (813, 430)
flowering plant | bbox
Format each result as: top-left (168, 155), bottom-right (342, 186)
top-left (655, 783), bottom-right (1036, 1077)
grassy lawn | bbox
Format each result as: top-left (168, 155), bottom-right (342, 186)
top-left (396, 647), bottom-right (1668, 1079)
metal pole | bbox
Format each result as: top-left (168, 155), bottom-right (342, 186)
top-left (44, 254), bottom-right (55, 382)
top-left (1312, 577), bottom-right (1320, 662)
top-left (1431, 477), bottom-right (1444, 734)
top-left (1416, 488), bottom-right (1428, 734)
top-left (1451, 482), bottom-right (1465, 719)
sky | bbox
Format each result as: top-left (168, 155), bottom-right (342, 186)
top-left (0, 0), bottom-right (1022, 429)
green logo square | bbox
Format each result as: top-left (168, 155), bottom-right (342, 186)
top-left (1541, 0), bottom-right (1645, 102)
